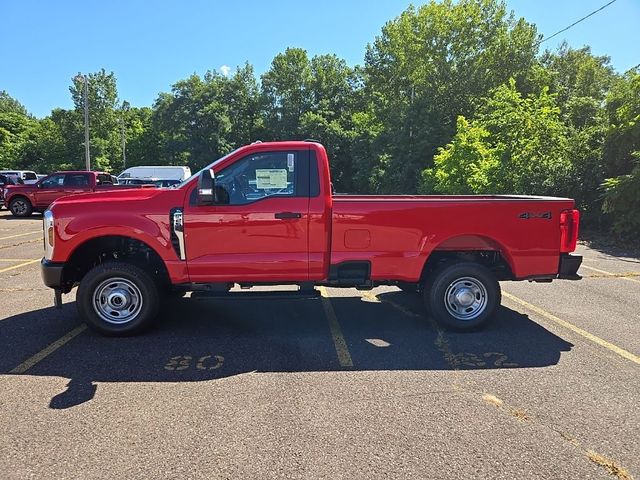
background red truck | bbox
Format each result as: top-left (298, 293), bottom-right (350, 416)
top-left (40, 141), bottom-right (581, 335)
top-left (4, 171), bottom-right (133, 217)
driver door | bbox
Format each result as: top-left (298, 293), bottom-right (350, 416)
top-left (183, 149), bottom-right (311, 283)
top-left (34, 174), bottom-right (66, 208)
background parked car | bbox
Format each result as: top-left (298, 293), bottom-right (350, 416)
top-left (0, 173), bottom-right (21, 209)
top-left (3, 171), bottom-right (152, 217)
top-left (0, 170), bottom-right (38, 184)
top-left (119, 178), bottom-right (157, 185)
top-left (153, 179), bottom-right (181, 187)
top-left (117, 165), bottom-right (191, 181)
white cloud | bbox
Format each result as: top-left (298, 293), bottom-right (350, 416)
top-left (220, 65), bottom-right (231, 77)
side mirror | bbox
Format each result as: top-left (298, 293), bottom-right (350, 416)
top-left (197, 169), bottom-right (215, 206)
top-left (36, 183), bottom-right (42, 189)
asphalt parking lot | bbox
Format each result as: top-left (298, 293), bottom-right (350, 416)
top-left (0, 209), bottom-right (638, 479)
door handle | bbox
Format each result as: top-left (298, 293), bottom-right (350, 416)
top-left (274, 212), bottom-right (302, 219)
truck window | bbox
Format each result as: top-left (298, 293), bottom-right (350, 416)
top-left (24, 172), bottom-right (37, 181)
top-left (63, 174), bottom-right (90, 187)
top-left (215, 151), bottom-right (299, 205)
top-left (41, 174), bottom-right (65, 188)
top-left (96, 174), bottom-right (113, 185)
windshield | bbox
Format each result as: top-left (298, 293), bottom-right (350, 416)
top-left (176, 148), bottom-right (239, 188)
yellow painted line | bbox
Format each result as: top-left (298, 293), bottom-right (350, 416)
top-left (319, 287), bottom-right (353, 367)
top-left (581, 264), bottom-right (640, 284)
top-left (0, 258), bottom-right (40, 273)
top-left (10, 325), bottom-right (87, 374)
top-left (0, 258), bottom-right (36, 262)
top-left (503, 291), bottom-right (640, 365)
top-left (0, 230), bottom-right (41, 241)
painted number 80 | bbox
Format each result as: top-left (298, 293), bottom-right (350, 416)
top-left (164, 355), bottom-right (224, 371)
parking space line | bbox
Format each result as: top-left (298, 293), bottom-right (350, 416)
top-left (502, 291), bottom-right (640, 365)
top-left (581, 264), bottom-right (640, 284)
top-left (0, 230), bottom-right (41, 241)
top-left (9, 325), bottom-right (87, 374)
top-left (319, 287), bottom-right (354, 367)
top-left (0, 258), bottom-right (37, 262)
top-left (0, 258), bottom-right (40, 273)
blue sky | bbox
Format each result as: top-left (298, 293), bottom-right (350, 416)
top-left (2, 0), bottom-right (637, 118)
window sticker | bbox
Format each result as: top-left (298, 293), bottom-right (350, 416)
top-left (287, 153), bottom-right (295, 172)
top-left (255, 169), bottom-right (288, 189)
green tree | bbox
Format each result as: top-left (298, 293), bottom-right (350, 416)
top-left (424, 80), bottom-right (571, 195)
top-left (363, 0), bottom-right (540, 193)
top-left (152, 73), bottom-right (232, 170)
top-left (600, 70), bottom-right (640, 241)
top-left (222, 63), bottom-right (263, 147)
top-left (300, 54), bottom-right (358, 191)
top-left (541, 44), bottom-right (618, 221)
top-left (602, 155), bottom-right (640, 241)
top-left (603, 69), bottom-right (640, 177)
top-left (0, 92), bottom-right (36, 169)
top-left (70, 70), bottom-right (122, 171)
top-left (261, 48), bottom-right (313, 140)
top-left (0, 91), bottom-right (29, 116)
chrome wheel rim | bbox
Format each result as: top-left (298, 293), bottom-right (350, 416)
top-left (93, 277), bottom-right (143, 325)
top-left (444, 276), bottom-right (487, 321)
top-left (12, 200), bottom-right (27, 215)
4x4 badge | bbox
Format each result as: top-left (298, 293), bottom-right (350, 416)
top-left (519, 211), bottom-right (552, 219)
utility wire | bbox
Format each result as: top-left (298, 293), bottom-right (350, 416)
top-left (538, 0), bottom-right (619, 44)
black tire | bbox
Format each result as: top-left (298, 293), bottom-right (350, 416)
top-left (424, 262), bottom-right (500, 331)
top-left (77, 261), bottom-right (160, 336)
top-left (9, 196), bottom-right (33, 217)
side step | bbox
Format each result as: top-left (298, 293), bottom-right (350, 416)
top-left (190, 289), bottom-right (321, 300)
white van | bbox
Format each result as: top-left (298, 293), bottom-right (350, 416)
top-left (117, 166), bottom-right (191, 181)
top-left (0, 170), bottom-right (39, 184)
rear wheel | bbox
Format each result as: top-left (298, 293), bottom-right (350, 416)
top-left (77, 261), bottom-right (160, 336)
top-left (9, 197), bottom-right (33, 217)
top-left (424, 262), bottom-right (500, 331)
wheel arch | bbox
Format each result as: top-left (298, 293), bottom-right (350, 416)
top-left (61, 234), bottom-right (171, 292)
top-left (419, 234), bottom-right (515, 283)
top-left (7, 194), bottom-right (32, 207)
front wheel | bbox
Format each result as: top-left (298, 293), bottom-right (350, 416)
top-left (77, 261), bottom-right (160, 336)
top-left (9, 197), bottom-right (33, 217)
top-left (424, 262), bottom-right (500, 331)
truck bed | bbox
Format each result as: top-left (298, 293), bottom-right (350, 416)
top-left (333, 194), bottom-right (572, 202)
top-left (330, 194), bottom-right (575, 281)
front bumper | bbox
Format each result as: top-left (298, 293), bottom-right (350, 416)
top-left (41, 258), bottom-right (64, 289)
top-left (557, 253), bottom-right (582, 280)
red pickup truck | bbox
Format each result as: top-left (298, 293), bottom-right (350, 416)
top-left (41, 141), bottom-right (581, 335)
top-left (4, 171), bottom-right (125, 217)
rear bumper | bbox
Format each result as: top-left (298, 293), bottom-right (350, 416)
top-left (557, 253), bottom-right (582, 280)
top-left (41, 258), bottom-right (64, 289)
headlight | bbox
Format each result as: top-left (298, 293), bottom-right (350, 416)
top-left (43, 210), bottom-right (55, 260)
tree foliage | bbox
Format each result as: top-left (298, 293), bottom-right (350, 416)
top-left (423, 80), bottom-right (571, 195)
top-left (362, 0), bottom-right (540, 193)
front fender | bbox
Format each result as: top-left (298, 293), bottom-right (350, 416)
top-left (4, 190), bottom-right (35, 205)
